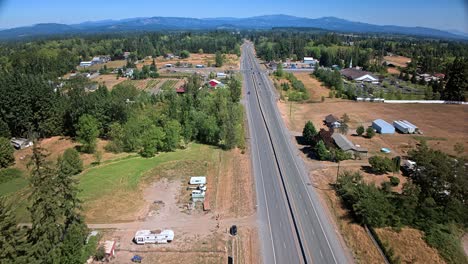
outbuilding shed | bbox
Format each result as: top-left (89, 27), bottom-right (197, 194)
top-left (393, 120), bottom-right (418, 134)
top-left (372, 119), bottom-right (395, 134)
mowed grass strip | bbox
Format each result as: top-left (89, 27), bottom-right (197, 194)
top-left (77, 143), bottom-right (212, 202)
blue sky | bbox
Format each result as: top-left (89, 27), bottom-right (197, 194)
top-left (0, 0), bottom-right (467, 32)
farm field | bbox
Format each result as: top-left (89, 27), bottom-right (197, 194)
top-left (280, 100), bottom-right (468, 156)
top-left (94, 74), bottom-right (128, 89)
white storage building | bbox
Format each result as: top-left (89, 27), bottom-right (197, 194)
top-left (393, 120), bottom-right (418, 134)
top-left (190, 176), bottom-right (206, 185)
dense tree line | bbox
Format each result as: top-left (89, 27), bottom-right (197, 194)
top-left (0, 31), bottom-right (242, 79)
top-left (336, 144), bottom-right (467, 264)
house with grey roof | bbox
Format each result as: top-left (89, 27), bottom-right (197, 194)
top-left (332, 133), bottom-right (368, 156)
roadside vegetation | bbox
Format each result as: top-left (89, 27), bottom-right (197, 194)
top-left (336, 143), bottom-right (467, 264)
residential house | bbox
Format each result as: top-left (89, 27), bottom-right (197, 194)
top-left (79, 61), bottom-right (93, 67)
top-left (216, 72), bottom-right (227, 78)
top-left (332, 133), bottom-right (368, 156)
top-left (324, 114), bottom-right (341, 128)
top-left (340, 68), bottom-right (379, 83)
top-left (10, 138), bottom-right (33, 150)
top-left (207, 79), bottom-right (225, 89)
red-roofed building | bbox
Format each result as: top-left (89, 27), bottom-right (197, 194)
top-left (208, 79), bottom-right (225, 89)
top-left (176, 87), bottom-right (186, 93)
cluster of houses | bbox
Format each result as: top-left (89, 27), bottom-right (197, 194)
top-left (79, 55), bottom-right (111, 67)
top-left (269, 57), bottom-right (319, 69)
top-left (417, 73), bottom-right (445, 83)
top-left (323, 114), bottom-right (368, 157)
top-left (322, 114), bottom-right (419, 157)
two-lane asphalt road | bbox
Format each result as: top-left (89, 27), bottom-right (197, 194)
top-left (242, 41), bottom-right (350, 263)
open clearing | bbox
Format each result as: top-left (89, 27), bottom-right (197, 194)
top-left (139, 53), bottom-right (240, 70)
top-left (274, 76), bottom-right (466, 262)
top-left (77, 60), bottom-right (127, 71)
top-left (94, 74), bottom-right (129, 89)
top-left (81, 143), bottom-right (258, 263)
top-left (376, 227), bottom-right (445, 263)
top-left (383, 55), bottom-right (411, 68)
top-left (293, 72), bottom-right (331, 101)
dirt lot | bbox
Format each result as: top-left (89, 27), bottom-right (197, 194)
top-left (279, 100), bottom-right (468, 156)
top-left (77, 60), bottom-right (127, 71)
top-left (384, 55), bottom-right (411, 68)
top-left (87, 147), bottom-right (259, 264)
top-left (139, 53), bottom-right (240, 70)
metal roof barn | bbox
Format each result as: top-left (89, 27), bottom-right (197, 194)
top-left (372, 119), bottom-right (395, 134)
top-left (393, 120), bottom-right (417, 133)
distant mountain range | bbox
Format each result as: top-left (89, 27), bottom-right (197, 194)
top-left (0, 14), bottom-right (466, 40)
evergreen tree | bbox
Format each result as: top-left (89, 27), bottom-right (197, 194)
top-left (27, 146), bottom-right (63, 263)
top-left (315, 140), bottom-right (329, 161)
top-left (302, 121), bottom-right (317, 145)
top-left (443, 57), bottom-right (467, 101)
top-left (76, 115), bottom-right (100, 153)
top-left (215, 51), bottom-right (224, 67)
top-left (0, 137), bottom-right (15, 168)
top-left (0, 198), bottom-right (25, 263)
top-left (58, 148), bottom-right (83, 176)
top-left (228, 78), bottom-right (242, 103)
top-left (0, 119), bottom-right (10, 138)
top-left (366, 127), bottom-right (376, 138)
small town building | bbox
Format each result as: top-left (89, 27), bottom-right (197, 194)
top-left (216, 72), bottom-right (227, 78)
top-left (340, 68), bottom-right (379, 83)
top-left (324, 114), bottom-right (341, 128)
top-left (393, 120), bottom-right (418, 134)
top-left (103, 240), bottom-right (116, 259)
top-left (10, 138), bottom-right (33, 150)
top-left (372, 119), bottom-right (395, 134)
top-left (79, 61), bottom-right (93, 67)
top-left (208, 79), bottom-right (225, 89)
top-left (176, 87), bottom-right (186, 94)
top-left (332, 133), bottom-right (368, 156)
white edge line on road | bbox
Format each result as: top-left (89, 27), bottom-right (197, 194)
top-left (242, 48), bottom-right (278, 264)
top-left (258, 70), bottom-right (339, 264)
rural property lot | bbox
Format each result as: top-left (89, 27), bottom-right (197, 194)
top-left (139, 53), bottom-right (240, 70)
top-left (80, 144), bottom-right (258, 263)
top-left (275, 81), bottom-right (467, 262)
top-left (281, 100), bottom-right (468, 156)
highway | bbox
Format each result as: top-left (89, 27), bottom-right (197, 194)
top-left (242, 41), bottom-right (350, 264)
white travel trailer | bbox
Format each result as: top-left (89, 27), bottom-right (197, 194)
top-left (134, 230), bottom-right (174, 245)
top-left (189, 176), bottom-right (206, 185)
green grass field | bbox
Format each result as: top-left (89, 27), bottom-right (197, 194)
top-left (78, 143), bottom-right (216, 202)
top-left (1, 143), bottom-right (220, 222)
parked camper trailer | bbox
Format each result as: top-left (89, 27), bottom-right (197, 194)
top-left (189, 176), bottom-right (206, 185)
top-left (134, 230), bottom-right (174, 245)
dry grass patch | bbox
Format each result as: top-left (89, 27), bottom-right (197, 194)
top-left (375, 227), bottom-right (446, 264)
top-left (383, 56), bottom-right (411, 68)
top-left (293, 72), bottom-right (330, 101)
top-left (94, 74), bottom-right (128, 89)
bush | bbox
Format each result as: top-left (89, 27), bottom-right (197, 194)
top-left (356, 125), bottom-right (365, 136)
top-left (366, 127), bottom-right (376, 138)
top-left (390, 176), bottom-right (400, 186)
top-left (94, 246), bottom-right (106, 261)
top-left (369, 156), bottom-right (393, 174)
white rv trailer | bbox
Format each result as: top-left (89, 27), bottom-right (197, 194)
top-left (189, 176), bottom-right (206, 185)
top-left (134, 230), bottom-right (174, 245)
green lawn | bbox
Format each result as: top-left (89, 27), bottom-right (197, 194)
top-left (0, 177), bottom-right (28, 197)
top-left (78, 143), bottom-right (216, 202)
